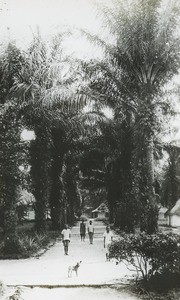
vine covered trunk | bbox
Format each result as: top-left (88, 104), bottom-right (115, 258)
top-left (49, 129), bottom-right (65, 230)
top-left (30, 126), bottom-right (52, 233)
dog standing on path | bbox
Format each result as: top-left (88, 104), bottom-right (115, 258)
top-left (68, 261), bottom-right (82, 277)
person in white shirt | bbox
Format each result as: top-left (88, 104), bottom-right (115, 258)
top-left (88, 220), bottom-right (94, 244)
top-left (103, 226), bottom-right (113, 261)
top-left (61, 224), bottom-right (71, 255)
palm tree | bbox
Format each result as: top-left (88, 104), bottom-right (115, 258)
top-left (12, 33), bottom-right (96, 231)
top-left (81, 0), bottom-right (180, 232)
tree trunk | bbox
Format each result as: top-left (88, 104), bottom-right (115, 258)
top-left (50, 167), bottom-right (64, 230)
top-left (49, 129), bottom-right (65, 230)
top-left (64, 154), bottom-right (81, 225)
top-left (3, 185), bottom-right (19, 254)
top-left (145, 137), bottom-right (158, 234)
top-left (30, 126), bottom-right (52, 233)
top-left (107, 178), bottom-right (117, 224)
top-left (146, 138), bottom-right (155, 203)
top-left (0, 107), bottom-right (21, 254)
top-left (66, 175), bottom-right (81, 225)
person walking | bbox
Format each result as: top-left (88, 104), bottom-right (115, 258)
top-left (88, 220), bottom-right (94, 244)
top-left (80, 219), bottom-right (86, 241)
top-left (61, 224), bottom-right (71, 255)
top-left (103, 226), bottom-right (113, 261)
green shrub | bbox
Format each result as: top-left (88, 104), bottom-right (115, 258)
top-left (109, 232), bottom-right (180, 282)
top-left (17, 232), bottom-right (51, 256)
top-left (0, 229), bottom-right (59, 258)
top-left (0, 232), bottom-right (53, 258)
top-left (3, 234), bottom-right (22, 255)
top-left (18, 235), bottom-right (38, 254)
top-left (34, 232), bottom-right (52, 247)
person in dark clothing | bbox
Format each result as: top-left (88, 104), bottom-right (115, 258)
top-left (80, 219), bottom-right (86, 241)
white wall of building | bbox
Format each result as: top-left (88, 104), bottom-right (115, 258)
top-left (170, 215), bottom-right (180, 227)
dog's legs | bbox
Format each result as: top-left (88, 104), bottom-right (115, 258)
top-left (68, 271), bottom-right (71, 278)
top-left (68, 267), bottom-right (72, 278)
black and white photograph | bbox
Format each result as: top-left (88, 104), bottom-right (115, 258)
top-left (0, 0), bottom-right (180, 299)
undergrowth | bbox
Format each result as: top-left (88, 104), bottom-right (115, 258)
top-left (0, 230), bottom-right (60, 259)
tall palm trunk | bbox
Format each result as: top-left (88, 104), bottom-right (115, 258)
top-left (145, 137), bottom-right (158, 233)
top-left (114, 120), bottom-right (134, 232)
top-left (3, 181), bottom-right (19, 254)
top-left (0, 106), bottom-right (21, 254)
top-left (168, 148), bottom-right (179, 207)
top-left (132, 110), bottom-right (158, 233)
top-left (146, 137), bottom-right (155, 203)
top-left (107, 176), bottom-right (117, 224)
top-left (30, 126), bottom-right (52, 232)
top-left (50, 158), bottom-right (65, 230)
top-left (49, 129), bottom-right (65, 230)
top-left (65, 157), bottom-right (81, 225)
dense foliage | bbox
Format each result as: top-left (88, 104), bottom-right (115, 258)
top-left (0, 104), bottom-right (25, 253)
top-left (80, 0), bottom-right (180, 232)
top-left (0, 0), bottom-right (180, 257)
top-left (109, 232), bottom-right (180, 282)
top-left (0, 230), bottom-right (59, 258)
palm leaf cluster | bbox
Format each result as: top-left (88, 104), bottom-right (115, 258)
top-left (79, 0), bottom-right (180, 232)
top-left (0, 0), bottom-right (180, 253)
top-left (0, 34), bottom-right (101, 239)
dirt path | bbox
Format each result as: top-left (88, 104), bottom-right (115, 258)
top-left (0, 221), bottom-right (140, 299)
top-left (0, 221), bottom-right (135, 286)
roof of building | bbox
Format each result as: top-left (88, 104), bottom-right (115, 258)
top-left (169, 199), bottom-right (180, 216)
top-left (159, 207), bottom-right (168, 214)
